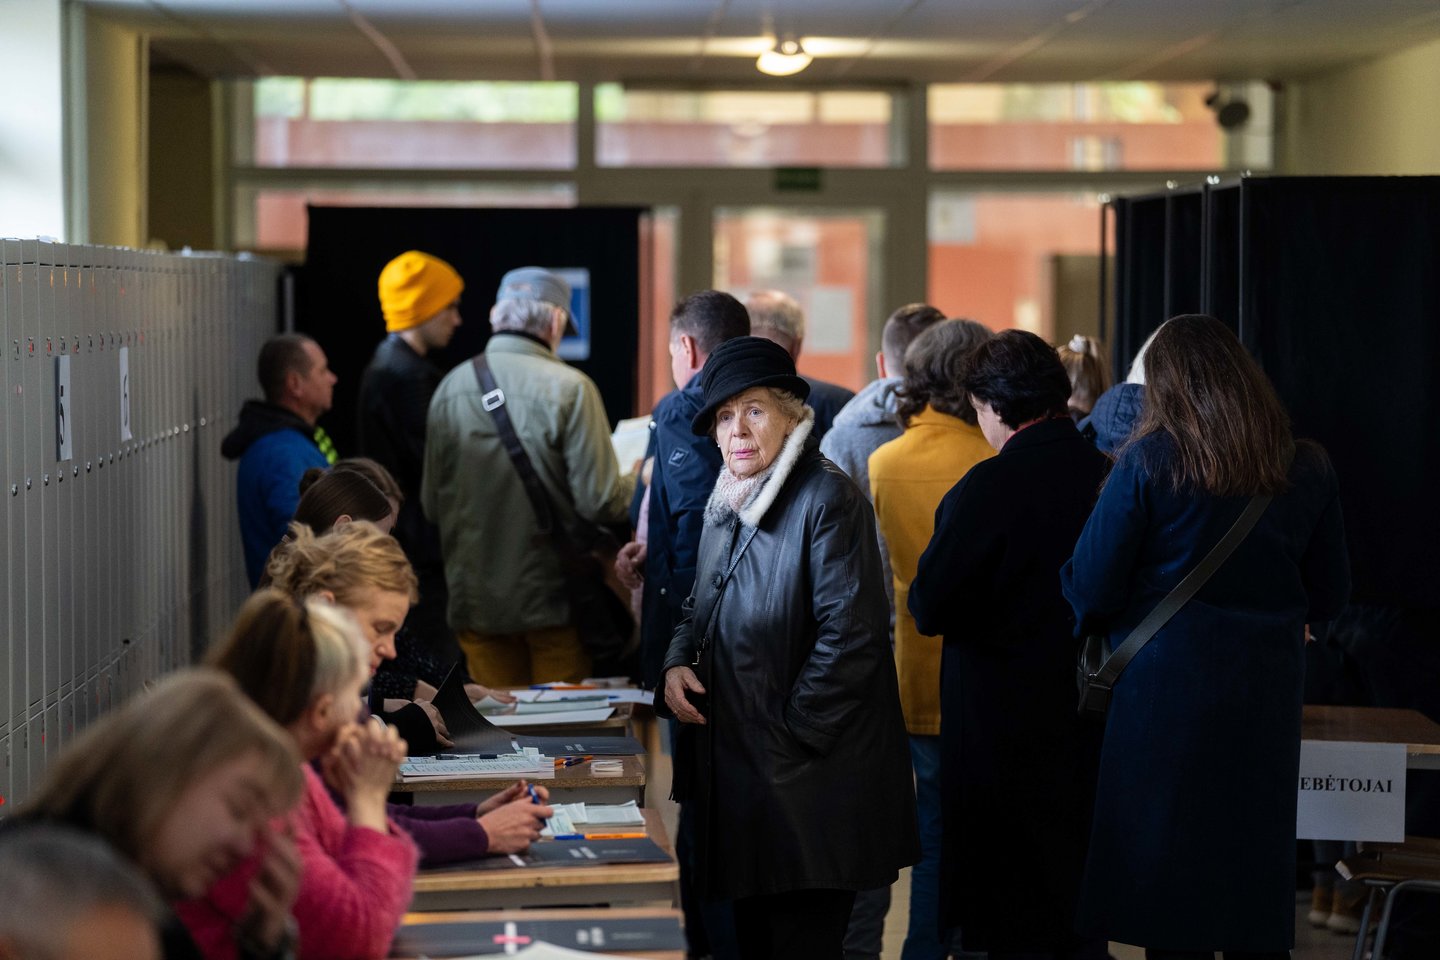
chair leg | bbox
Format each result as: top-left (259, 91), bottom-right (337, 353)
top-left (1371, 879), bottom-right (1440, 960)
top-left (1351, 886), bottom-right (1381, 960)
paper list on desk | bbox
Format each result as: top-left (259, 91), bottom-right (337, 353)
top-left (398, 754), bottom-right (549, 781)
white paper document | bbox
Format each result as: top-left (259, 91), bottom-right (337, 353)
top-left (488, 707), bottom-right (615, 727)
top-left (1296, 739), bottom-right (1406, 842)
top-left (611, 415), bottom-right (652, 470)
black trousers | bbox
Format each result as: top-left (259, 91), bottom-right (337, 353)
top-left (732, 888), bottom-right (857, 960)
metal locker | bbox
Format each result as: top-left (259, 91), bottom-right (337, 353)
top-left (54, 246), bottom-right (75, 712)
top-left (4, 239), bottom-right (26, 735)
top-left (38, 241), bottom-right (63, 734)
top-left (19, 240), bottom-right (44, 746)
top-left (0, 736), bottom-right (10, 816)
top-left (0, 241), bottom-right (10, 737)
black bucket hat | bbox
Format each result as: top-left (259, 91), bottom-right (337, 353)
top-left (690, 336), bottom-right (811, 435)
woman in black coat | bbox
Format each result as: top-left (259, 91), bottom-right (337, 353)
top-left (660, 337), bottom-right (919, 960)
top-left (910, 330), bottom-right (1110, 960)
top-left (1062, 315), bottom-right (1350, 959)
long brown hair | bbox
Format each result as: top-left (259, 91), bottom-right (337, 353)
top-left (16, 670), bottom-right (301, 873)
top-left (1126, 314), bottom-right (1293, 496)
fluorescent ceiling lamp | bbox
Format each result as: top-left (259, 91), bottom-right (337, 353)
top-left (756, 37), bottom-right (812, 77)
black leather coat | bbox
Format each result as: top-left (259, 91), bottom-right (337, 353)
top-left (659, 443), bottom-right (919, 900)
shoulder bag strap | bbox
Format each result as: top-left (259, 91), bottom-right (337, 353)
top-left (1089, 490), bottom-right (1274, 692)
top-left (471, 354), bottom-right (571, 550)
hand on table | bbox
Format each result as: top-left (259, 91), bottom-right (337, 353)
top-left (480, 794), bottom-right (554, 855)
top-left (414, 699), bottom-right (454, 748)
top-left (477, 779), bottom-right (549, 816)
top-left (465, 682), bottom-right (517, 704)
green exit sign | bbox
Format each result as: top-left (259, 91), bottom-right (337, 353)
top-left (774, 167), bottom-right (823, 192)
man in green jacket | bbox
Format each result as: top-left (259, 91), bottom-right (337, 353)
top-left (422, 267), bottom-right (634, 685)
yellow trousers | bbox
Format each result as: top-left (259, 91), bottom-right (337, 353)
top-left (457, 624), bottom-right (591, 687)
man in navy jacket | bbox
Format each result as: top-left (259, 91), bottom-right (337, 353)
top-left (618, 291), bottom-right (750, 690)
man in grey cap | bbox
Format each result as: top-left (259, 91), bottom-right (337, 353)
top-left (422, 266), bottom-right (634, 685)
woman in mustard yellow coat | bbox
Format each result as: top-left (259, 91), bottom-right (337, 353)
top-left (867, 319), bottom-right (993, 959)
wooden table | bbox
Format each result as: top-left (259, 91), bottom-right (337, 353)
top-left (1303, 705), bottom-right (1440, 770)
top-left (410, 808), bottom-right (678, 911)
top-left (391, 907), bottom-right (684, 959)
top-left (400, 754), bottom-right (647, 807)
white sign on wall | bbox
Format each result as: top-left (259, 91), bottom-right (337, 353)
top-left (119, 346), bottom-right (132, 441)
top-left (54, 354), bottom-right (72, 462)
top-left (1296, 740), bottom-right (1406, 842)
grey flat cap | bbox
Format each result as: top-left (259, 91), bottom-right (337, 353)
top-left (496, 266), bottom-right (578, 337)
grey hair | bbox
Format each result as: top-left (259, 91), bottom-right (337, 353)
top-left (744, 290), bottom-right (805, 342)
top-left (0, 825), bottom-right (163, 958)
top-left (490, 298), bottom-right (558, 338)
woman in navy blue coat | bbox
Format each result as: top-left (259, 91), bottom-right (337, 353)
top-left (1062, 315), bottom-right (1350, 959)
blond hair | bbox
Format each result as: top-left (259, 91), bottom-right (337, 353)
top-left (207, 589), bottom-right (368, 727)
top-left (264, 521), bottom-right (418, 607)
top-left (17, 670), bottom-right (301, 876)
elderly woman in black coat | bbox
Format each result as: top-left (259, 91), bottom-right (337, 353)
top-left (909, 330), bottom-right (1110, 960)
top-left (659, 336), bottom-right (919, 960)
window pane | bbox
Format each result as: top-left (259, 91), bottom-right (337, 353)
top-left (928, 191), bottom-right (1112, 343)
top-left (597, 86), bottom-right (897, 168)
top-left (714, 208), bottom-right (885, 391)
top-left (248, 78), bottom-right (577, 169)
top-left (235, 182), bottom-right (576, 251)
top-left (929, 83), bottom-right (1266, 171)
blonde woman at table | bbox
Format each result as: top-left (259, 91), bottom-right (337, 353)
top-left (264, 523), bottom-right (551, 866)
top-left (184, 591), bottom-right (418, 960)
top-left (1063, 315), bottom-right (1350, 960)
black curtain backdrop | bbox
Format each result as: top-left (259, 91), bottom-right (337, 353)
top-left (1113, 195), bottom-right (1167, 379)
top-left (1114, 176), bottom-right (1440, 608)
top-left (298, 206), bottom-right (644, 455)
top-left (1203, 183), bottom-right (1241, 331)
top-left (1238, 177), bottom-right (1440, 608)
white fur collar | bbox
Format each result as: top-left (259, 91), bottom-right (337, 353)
top-left (703, 409), bottom-right (815, 528)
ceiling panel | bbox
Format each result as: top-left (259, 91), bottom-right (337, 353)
top-left (85, 0), bottom-right (1440, 83)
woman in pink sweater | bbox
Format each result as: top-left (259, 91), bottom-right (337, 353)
top-left (179, 590), bottom-right (419, 960)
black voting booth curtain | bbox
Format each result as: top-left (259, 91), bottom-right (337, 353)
top-left (1112, 176), bottom-right (1440, 608)
top-left (298, 206), bottom-right (644, 455)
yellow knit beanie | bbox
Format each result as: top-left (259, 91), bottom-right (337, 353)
top-left (377, 251), bottom-right (465, 333)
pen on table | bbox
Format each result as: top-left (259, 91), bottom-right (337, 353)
top-left (434, 753), bottom-right (497, 760)
top-left (530, 683), bottom-right (598, 690)
top-left (552, 832), bottom-right (647, 840)
top-left (553, 755), bottom-right (593, 767)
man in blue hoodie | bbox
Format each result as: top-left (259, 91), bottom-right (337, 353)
top-left (221, 333), bottom-right (338, 585)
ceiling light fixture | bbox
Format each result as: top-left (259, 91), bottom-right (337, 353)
top-left (756, 36), bottom-right (812, 77)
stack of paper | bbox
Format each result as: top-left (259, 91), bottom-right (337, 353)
top-left (488, 707), bottom-right (615, 728)
top-left (541, 801), bottom-right (646, 837)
